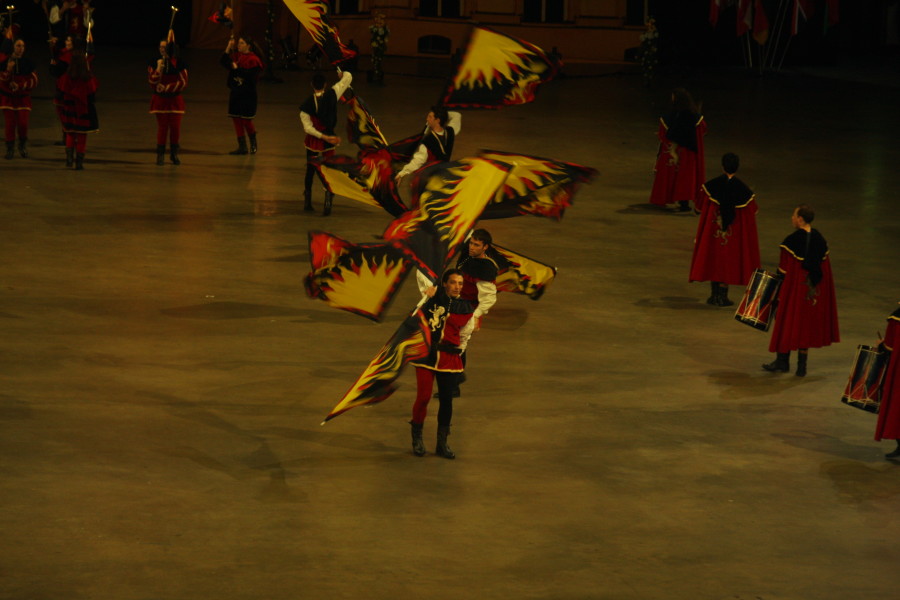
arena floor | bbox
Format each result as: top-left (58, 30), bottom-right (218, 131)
top-left (2, 46), bottom-right (899, 599)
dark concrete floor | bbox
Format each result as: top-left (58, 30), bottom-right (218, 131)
top-left (2, 47), bottom-right (899, 599)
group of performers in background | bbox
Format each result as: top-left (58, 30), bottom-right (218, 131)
top-left (650, 87), bottom-right (896, 459)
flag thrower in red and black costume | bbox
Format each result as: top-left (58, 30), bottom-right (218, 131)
top-left (440, 26), bottom-right (560, 109)
top-left (282, 0), bottom-right (356, 66)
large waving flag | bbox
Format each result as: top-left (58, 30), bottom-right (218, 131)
top-left (343, 91), bottom-right (388, 150)
top-left (441, 27), bottom-right (560, 109)
top-left (476, 150), bottom-right (597, 221)
top-left (283, 0), bottom-right (356, 65)
top-left (314, 151), bottom-right (408, 216)
top-left (384, 157), bottom-right (512, 279)
top-left (304, 232), bottom-right (412, 321)
top-left (491, 244), bottom-right (558, 300)
top-left (322, 303), bottom-right (432, 422)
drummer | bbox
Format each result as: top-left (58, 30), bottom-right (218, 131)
top-left (874, 304), bottom-right (900, 459)
top-left (761, 205), bottom-right (840, 377)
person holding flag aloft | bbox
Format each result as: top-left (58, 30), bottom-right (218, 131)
top-left (149, 30), bottom-right (188, 166)
top-left (395, 105), bottom-right (462, 183)
top-left (0, 37), bottom-right (38, 160)
top-left (221, 35), bottom-right (263, 155)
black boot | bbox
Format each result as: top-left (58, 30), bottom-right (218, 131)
top-left (436, 425), bottom-right (455, 459)
top-left (409, 421), bottom-right (426, 457)
top-left (303, 190), bottom-right (314, 212)
top-left (65, 147), bottom-right (74, 168)
top-left (323, 191), bottom-right (333, 216)
top-left (706, 282), bottom-right (718, 305)
top-left (17, 138), bottom-right (27, 158)
top-left (677, 200), bottom-right (691, 212)
top-left (170, 143), bottom-right (181, 165)
top-left (229, 137), bottom-right (248, 155)
top-left (75, 153), bottom-right (85, 170)
top-left (4, 141), bottom-right (13, 160)
top-left (762, 352), bottom-right (790, 373)
top-left (156, 144), bottom-right (166, 166)
top-left (248, 132), bottom-right (258, 154)
top-left (716, 283), bottom-right (734, 307)
top-left (796, 350), bottom-right (808, 377)
top-left (886, 441), bottom-right (900, 459)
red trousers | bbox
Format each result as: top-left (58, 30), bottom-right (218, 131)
top-left (232, 117), bottom-right (256, 136)
top-left (411, 367), bottom-right (456, 426)
top-left (3, 109), bottom-right (29, 141)
top-left (65, 133), bottom-right (87, 153)
top-left (155, 113), bottom-right (183, 145)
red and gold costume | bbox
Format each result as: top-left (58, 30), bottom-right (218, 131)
top-left (148, 56), bottom-right (187, 147)
top-left (649, 112), bottom-right (707, 208)
top-left (875, 308), bottom-right (900, 443)
top-left (0, 45), bottom-right (38, 152)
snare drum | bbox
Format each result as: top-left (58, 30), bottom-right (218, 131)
top-left (734, 269), bottom-right (782, 332)
top-left (841, 344), bottom-right (889, 414)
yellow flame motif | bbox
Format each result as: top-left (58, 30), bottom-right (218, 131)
top-left (283, 0), bottom-right (331, 47)
top-left (452, 27), bottom-right (551, 92)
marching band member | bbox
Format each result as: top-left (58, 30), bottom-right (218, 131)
top-left (762, 205), bottom-right (839, 377)
top-left (0, 38), bottom-right (38, 160)
top-left (689, 153), bottom-right (760, 306)
top-left (874, 304), bottom-right (900, 459)
top-left (58, 49), bottom-right (98, 170)
top-left (149, 31), bottom-right (188, 165)
top-left (221, 35), bottom-right (263, 156)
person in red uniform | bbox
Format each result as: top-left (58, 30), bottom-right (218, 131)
top-left (299, 70), bottom-right (352, 215)
top-left (762, 205), bottom-right (840, 376)
top-left (874, 305), bottom-right (900, 459)
top-left (689, 153), bottom-right (760, 306)
top-left (649, 87), bottom-right (706, 212)
top-left (58, 50), bottom-right (98, 170)
top-left (221, 36), bottom-right (263, 156)
top-left (408, 269), bottom-right (475, 459)
top-left (149, 31), bottom-right (188, 165)
top-left (0, 38), bottom-right (38, 160)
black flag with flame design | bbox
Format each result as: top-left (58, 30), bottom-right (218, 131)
top-left (441, 27), bottom-right (561, 109)
top-left (283, 0), bottom-right (356, 65)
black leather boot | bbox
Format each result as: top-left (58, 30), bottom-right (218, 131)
top-left (409, 421), bottom-right (426, 457)
top-left (762, 352), bottom-right (790, 372)
top-left (303, 190), bottom-right (314, 212)
top-left (886, 441), bottom-right (900, 459)
top-left (796, 350), bottom-right (808, 377)
top-left (716, 283), bottom-right (734, 307)
top-left (75, 153), bottom-right (85, 170)
top-left (436, 425), bottom-right (455, 459)
top-left (229, 137), bottom-right (248, 155)
top-left (17, 138), bottom-right (27, 158)
top-left (4, 141), bottom-right (13, 160)
top-left (706, 282), bottom-right (718, 305)
top-left (65, 147), bottom-right (74, 168)
top-left (248, 132), bottom-right (258, 154)
top-left (170, 143), bottom-right (181, 165)
top-left (323, 191), bottom-right (334, 216)
top-left (156, 144), bottom-right (166, 166)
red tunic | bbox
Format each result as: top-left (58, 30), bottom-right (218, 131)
top-left (649, 117), bottom-right (707, 206)
top-left (148, 60), bottom-right (187, 114)
top-left (875, 309), bottom-right (900, 441)
top-left (768, 238), bottom-right (840, 353)
top-left (410, 293), bottom-right (474, 373)
top-left (689, 179), bottom-right (760, 285)
top-left (58, 74), bottom-right (99, 133)
top-left (0, 63), bottom-right (38, 111)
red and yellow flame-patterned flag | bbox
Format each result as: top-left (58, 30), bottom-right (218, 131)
top-left (314, 151), bottom-right (408, 216)
top-left (441, 27), bottom-right (560, 109)
top-left (322, 303), bottom-right (432, 423)
top-left (490, 243), bottom-right (557, 300)
top-left (282, 0), bottom-right (356, 65)
top-left (343, 91), bottom-right (388, 150)
top-left (476, 150), bottom-right (597, 221)
top-left (384, 156), bottom-right (512, 280)
top-left (304, 231), bottom-right (412, 321)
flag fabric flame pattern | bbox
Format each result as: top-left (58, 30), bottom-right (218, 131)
top-left (304, 231), bottom-right (412, 321)
top-left (282, 0), bottom-right (356, 65)
top-left (476, 150), bottom-right (597, 220)
top-left (490, 244), bottom-right (557, 299)
top-left (322, 307), bottom-right (432, 422)
top-left (441, 27), bottom-right (560, 109)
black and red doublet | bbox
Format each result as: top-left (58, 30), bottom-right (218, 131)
top-left (410, 289), bottom-right (475, 373)
top-left (456, 252), bottom-right (499, 318)
top-left (58, 72), bottom-right (98, 133)
top-left (649, 110), bottom-right (707, 207)
top-left (148, 57), bottom-right (187, 115)
top-left (221, 51), bottom-right (262, 119)
top-left (300, 86), bottom-right (339, 153)
top-left (875, 307), bottom-right (900, 442)
top-left (689, 174), bottom-right (760, 286)
top-left (0, 47), bottom-right (38, 144)
top-left (768, 228), bottom-right (840, 353)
